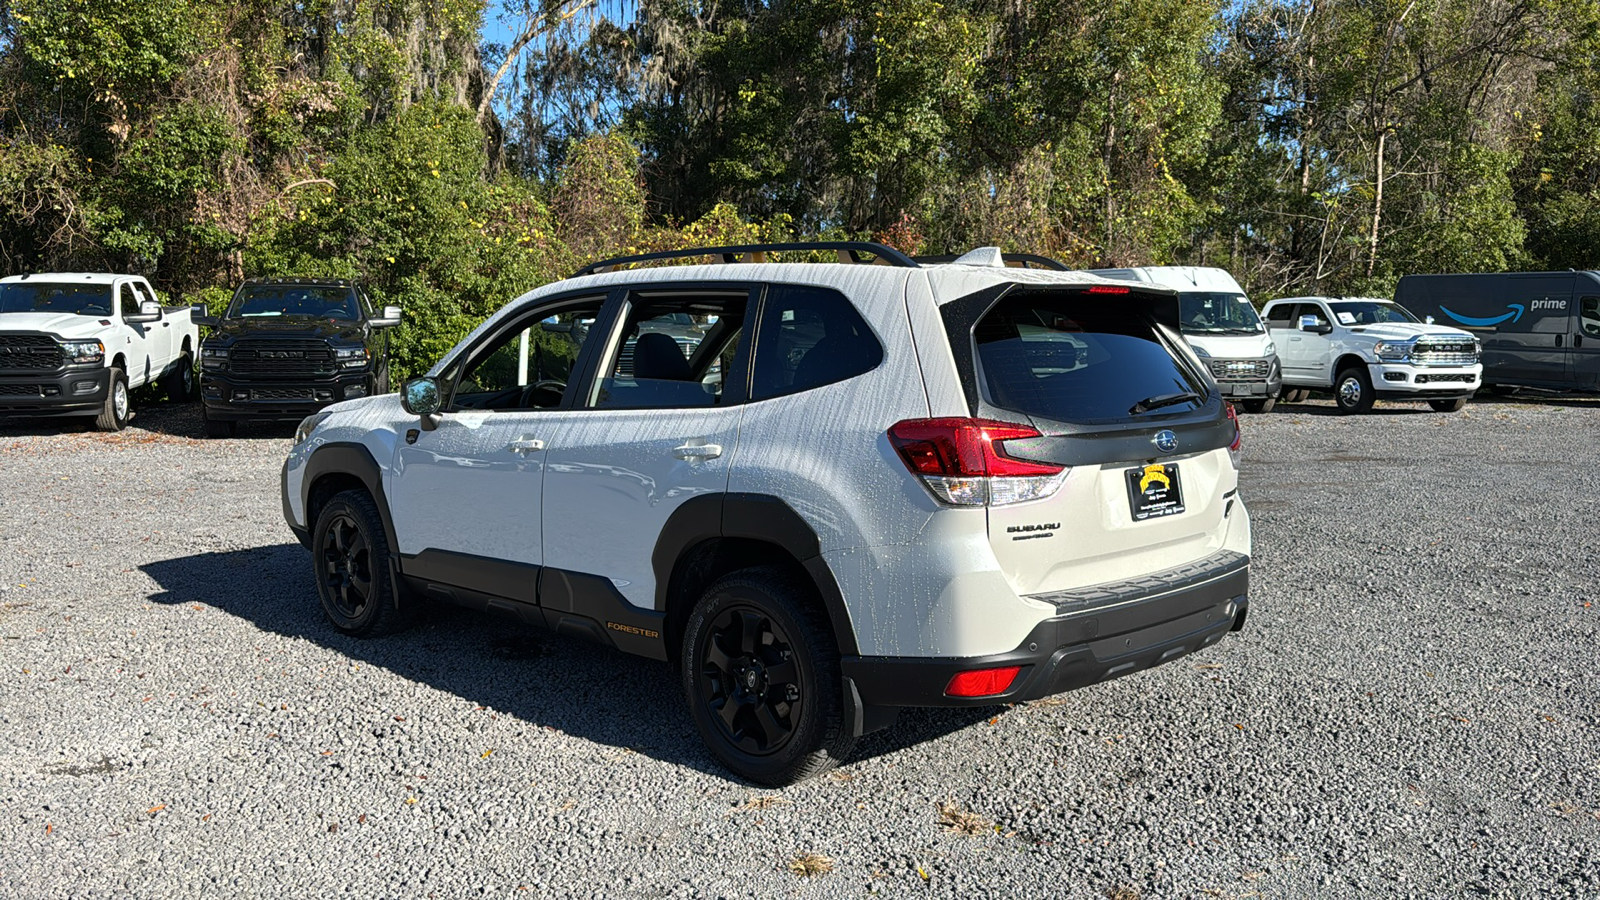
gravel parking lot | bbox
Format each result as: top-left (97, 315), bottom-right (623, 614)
top-left (1, 395), bottom-right (1597, 898)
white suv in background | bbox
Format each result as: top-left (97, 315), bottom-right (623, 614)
top-left (1262, 296), bottom-right (1482, 413)
top-left (281, 243), bottom-right (1252, 784)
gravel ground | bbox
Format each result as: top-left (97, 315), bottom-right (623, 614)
top-left (0, 394), bottom-right (1597, 899)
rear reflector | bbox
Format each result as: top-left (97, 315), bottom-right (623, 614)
top-left (888, 418), bottom-right (1069, 507)
top-left (1086, 284), bottom-right (1131, 294)
top-left (945, 666), bottom-right (1022, 697)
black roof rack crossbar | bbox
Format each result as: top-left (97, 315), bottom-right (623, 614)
top-left (571, 241), bottom-right (919, 278)
top-left (913, 253), bottom-right (1070, 271)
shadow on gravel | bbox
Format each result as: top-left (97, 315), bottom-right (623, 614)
top-left (0, 399), bottom-right (295, 440)
top-left (140, 544), bottom-right (993, 781)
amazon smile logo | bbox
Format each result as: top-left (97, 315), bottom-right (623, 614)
top-left (1439, 303), bottom-right (1523, 327)
top-left (1439, 298), bottom-right (1567, 328)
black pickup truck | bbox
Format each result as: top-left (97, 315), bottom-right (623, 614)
top-left (194, 278), bottom-right (400, 437)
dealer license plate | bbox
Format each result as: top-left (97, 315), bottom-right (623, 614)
top-left (1126, 463), bottom-right (1185, 521)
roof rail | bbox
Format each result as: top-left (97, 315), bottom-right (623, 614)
top-left (913, 252), bottom-right (1070, 271)
top-left (571, 241), bottom-right (919, 278)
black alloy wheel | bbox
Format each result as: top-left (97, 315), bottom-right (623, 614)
top-left (321, 512), bottom-right (373, 621)
top-left (311, 489), bottom-right (412, 637)
top-left (699, 606), bottom-right (804, 756)
top-left (682, 568), bottom-right (854, 785)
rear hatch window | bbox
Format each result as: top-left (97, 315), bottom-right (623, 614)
top-left (974, 294), bottom-right (1204, 422)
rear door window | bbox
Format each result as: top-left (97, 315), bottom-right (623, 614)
top-left (974, 293), bottom-right (1203, 421)
top-left (750, 285), bottom-right (882, 400)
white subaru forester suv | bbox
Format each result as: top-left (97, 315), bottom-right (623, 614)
top-left (281, 243), bottom-right (1252, 784)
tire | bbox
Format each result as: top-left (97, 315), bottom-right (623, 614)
top-left (1282, 388), bottom-right (1311, 404)
top-left (162, 352), bottom-right (196, 402)
top-left (94, 368), bottom-right (130, 431)
top-left (1333, 366), bottom-right (1375, 414)
top-left (1241, 397), bottom-right (1276, 413)
top-left (681, 567), bottom-right (855, 785)
top-left (1428, 397), bottom-right (1468, 412)
top-left (311, 489), bottom-right (412, 638)
top-left (201, 408), bottom-right (236, 438)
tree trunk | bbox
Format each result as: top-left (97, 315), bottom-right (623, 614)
top-left (1366, 128), bottom-right (1386, 279)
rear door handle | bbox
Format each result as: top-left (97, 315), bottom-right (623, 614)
top-left (672, 443), bottom-right (723, 460)
top-left (508, 438), bottom-right (546, 454)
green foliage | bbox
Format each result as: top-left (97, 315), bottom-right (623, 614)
top-left (2, 0), bottom-right (1597, 377)
top-left (246, 103), bottom-right (566, 378)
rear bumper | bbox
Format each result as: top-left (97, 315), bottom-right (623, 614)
top-left (842, 550), bottom-right (1248, 709)
top-left (0, 367), bottom-right (110, 415)
top-left (201, 370), bottom-right (370, 421)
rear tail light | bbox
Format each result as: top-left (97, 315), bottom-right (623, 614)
top-left (888, 418), bottom-right (1069, 507)
top-left (1225, 403), bottom-right (1241, 468)
top-left (1086, 284), bottom-right (1131, 294)
top-left (945, 666), bottom-right (1022, 697)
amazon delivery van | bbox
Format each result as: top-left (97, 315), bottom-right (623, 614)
top-left (1395, 272), bottom-right (1600, 391)
top-left (1091, 266), bottom-right (1283, 411)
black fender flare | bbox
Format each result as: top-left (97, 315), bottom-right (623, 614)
top-left (301, 442), bottom-right (400, 552)
top-left (652, 493), bottom-right (859, 656)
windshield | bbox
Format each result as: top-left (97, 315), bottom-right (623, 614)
top-left (1178, 292), bottom-right (1263, 334)
top-left (0, 283), bottom-right (114, 317)
top-left (228, 285), bottom-right (360, 320)
top-left (1328, 301), bottom-right (1418, 326)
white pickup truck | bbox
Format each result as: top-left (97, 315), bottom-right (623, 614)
top-left (0, 273), bottom-right (199, 430)
top-left (1261, 296), bottom-right (1482, 413)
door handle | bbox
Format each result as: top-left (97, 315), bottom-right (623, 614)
top-left (1289, 336), bottom-right (1303, 342)
top-left (672, 443), bottom-right (723, 460)
top-left (1576, 334), bottom-right (1584, 348)
top-left (1556, 334), bottom-right (1564, 348)
top-left (508, 438), bottom-right (546, 454)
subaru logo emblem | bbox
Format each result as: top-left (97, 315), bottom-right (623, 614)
top-left (1153, 430), bottom-right (1178, 453)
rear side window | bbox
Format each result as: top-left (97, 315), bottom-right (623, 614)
top-left (750, 285), bottom-right (882, 400)
top-left (973, 294), bottom-right (1203, 422)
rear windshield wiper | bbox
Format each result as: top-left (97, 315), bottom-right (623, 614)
top-left (1129, 391), bottom-right (1202, 415)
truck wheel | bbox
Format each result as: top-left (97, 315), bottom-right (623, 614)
top-left (1241, 397), bottom-right (1276, 413)
top-left (162, 353), bottom-right (196, 402)
top-left (1428, 397), bottom-right (1468, 412)
top-left (201, 407), bottom-right (236, 438)
top-left (1282, 388), bottom-right (1310, 404)
top-left (1333, 367), bottom-right (1375, 414)
top-left (312, 490), bottom-right (412, 638)
top-left (681, 567), bottom-right (855, 785)
top-left (94, 368), bottom-right (130, 431)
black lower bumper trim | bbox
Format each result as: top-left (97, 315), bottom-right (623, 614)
top-left (0, 367), bottom-right (111, 414)
top-left (842, 557), bottom-right (1248, 709)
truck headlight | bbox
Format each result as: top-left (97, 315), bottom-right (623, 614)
top-left (1374, 341), bottom-right (1411, 361)
top-left (201, 347), bottom-right (226, 370)
top-left (294, 412), bottom-right (331, 446)
top-left (60, 340), bottom-right (104, 364)
top-left (335, 347), bottom-right (369, 368)
top-left (1263, 342), bottom-right (1276, 356)
top-left (1190, 344), bottom-right (1211, 358)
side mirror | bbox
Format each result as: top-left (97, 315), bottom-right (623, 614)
top-left (1424, 315), bottom-right (1436, 325)
top-left (1298, 314), bottom-right (1331, 335)
top-left (401, 376), bottom-right (443, 429)
top-left (190, 304), bottom-right (219, 328)
top-left (126, 299), bottom-right (163, 324)
top-left (371, 305), bottom-right (402, 328)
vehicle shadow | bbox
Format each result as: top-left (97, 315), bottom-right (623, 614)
top-left (140, 545), bottom-right (996, 782)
